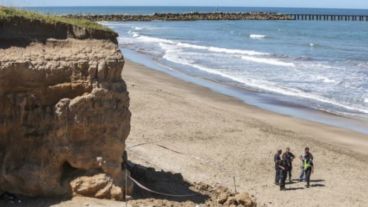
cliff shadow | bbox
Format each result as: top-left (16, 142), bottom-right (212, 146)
top-left (0, 194), bottom-right (71, 207)
top-left (127, 162), bottom-right (210, 203)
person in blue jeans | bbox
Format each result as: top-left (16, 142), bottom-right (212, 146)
top-left (279, 153), bottom-right (290, 190)
top-left (299, 155), bottom-right (305, 181)
top-left (274, 149), bottom-right (282, 185)
top-left (284, 147), bottom-right (295, 182)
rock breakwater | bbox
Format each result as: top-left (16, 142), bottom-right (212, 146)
top-left (66, 12), bottom-right (293, 21)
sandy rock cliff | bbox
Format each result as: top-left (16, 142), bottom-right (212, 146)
top-left (0, 20), bottom-right (131, 199)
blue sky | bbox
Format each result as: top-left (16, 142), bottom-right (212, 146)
top-left (1, 0), bottom-right (368, 9)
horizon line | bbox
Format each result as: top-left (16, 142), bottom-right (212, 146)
top-left (13, 5), bottom-right (368, 10)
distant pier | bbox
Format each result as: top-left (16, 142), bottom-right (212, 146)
top-left (289, 14), bottom-right (368, 21)
top-left (65, 12), bottom-right (368, 22)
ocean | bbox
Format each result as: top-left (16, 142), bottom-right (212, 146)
top-left (27, 7), bottom-right (368, 133)
top-left (24, 6), bottom-right (368, 15)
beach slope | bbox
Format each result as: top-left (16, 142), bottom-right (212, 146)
top-left (125, 60), bottom-right (368, 207)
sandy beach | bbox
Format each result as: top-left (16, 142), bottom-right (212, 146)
top-left (124, 60), bottom-right (368, 207)
top-left (1, 5), bottom-right (368, 207)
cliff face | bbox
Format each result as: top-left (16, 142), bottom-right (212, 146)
top-left (0, 10), bottom-right (131, 200)
top-left (0, 7), bottom-right (118, 43)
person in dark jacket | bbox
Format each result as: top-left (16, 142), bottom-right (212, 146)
top-left (303, 147), bottom-right (314, 188)
top-left (274, 149), bottom-right (282, 185)
top-left (284, 147), bottom-right (295, 182)
top-left (279, 153), bottom-right (289, 190)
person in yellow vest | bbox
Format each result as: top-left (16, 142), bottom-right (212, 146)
top-left (303, 147), bottom-right (314, 188)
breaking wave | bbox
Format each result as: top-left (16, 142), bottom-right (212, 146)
top-left (129, 34), bottom-right (295, 67)
top-left (249, 34), bottom-right (267, 39)
top-left (113, 26), bottom-right (368, 117)
top-left (162, 49), bottom-right (368, 114)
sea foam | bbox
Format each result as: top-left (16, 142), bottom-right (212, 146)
top-left (250, 34), bottom-right (267, 39)
top-left (114, 26), bottom-right (368, 117)
top-left (160, 42), bottom-right (368, 115)
top-left (132, 35), bottom-right (296, 67)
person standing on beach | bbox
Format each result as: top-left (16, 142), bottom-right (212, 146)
top-left (274, 149), bottom-right (282, 185)
top-left (279, 154), bottom-right (289, 190)
top-left (302, 147), bottom-right (314, 188)
top-left (299, 147), bottom-right (314, 181)
top-left (284, 147), bottom-right (295, 182)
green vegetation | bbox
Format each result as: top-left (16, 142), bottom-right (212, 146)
top-left (0, 6), bottom-right (113, 32)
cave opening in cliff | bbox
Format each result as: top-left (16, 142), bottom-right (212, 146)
top-left (60, 161), bottom-right (87, 185)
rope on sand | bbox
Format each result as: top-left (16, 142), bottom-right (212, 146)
top-left (128, 143), bottom-right (229, 177)
top-left (127, 143), bottom-right (239, 193)
top-left (155, 144), bottom-right (184, 155)
top-left (128, 175), bottom-right (197, 197)
top-left (127, 141), bottom-right (160, 149)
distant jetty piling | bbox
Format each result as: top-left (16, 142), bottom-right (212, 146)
top-left (289, 14), bottom-right (368, 21)
top-left (65, 12), bottom-right (368, 22)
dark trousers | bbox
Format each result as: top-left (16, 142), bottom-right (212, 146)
top-left (287, 166), bottom-right (292, 181)
top-left (299, 167), bottom-right (305, 181)
top-left (305, 168), bottom-right (312, 187)
top-left (275, 168), bottom-right (281, 184)
top-left (280, 170), bottom-right (287, 190)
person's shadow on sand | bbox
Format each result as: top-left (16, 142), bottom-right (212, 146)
top-left (285, 187), bottom-right (305, 191)
top-left (309, 179), bottom-right (326, 187)
top-left (284, 179), bottom-right (326, 190)
top-left (311, 183), bottom-right (326, 187)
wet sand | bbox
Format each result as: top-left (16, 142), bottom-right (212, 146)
top-left (122, 49), bottom-right (368, 135)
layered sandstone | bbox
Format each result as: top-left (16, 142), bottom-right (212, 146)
top-left (0, 12), bottom-right (131, 199)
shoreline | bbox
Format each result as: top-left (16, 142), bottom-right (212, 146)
top-left (123, 59), bottom-right (368, 206)
top-left (122, 49), bottom-right (368, 135)
top-left (124, 58), bottom-right (368, 155)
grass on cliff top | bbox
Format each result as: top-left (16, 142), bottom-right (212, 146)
top-left (0, 6), bottom-right (113, 32)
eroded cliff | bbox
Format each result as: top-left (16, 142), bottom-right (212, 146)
top-left (0, 7), bottom-right (131, 200)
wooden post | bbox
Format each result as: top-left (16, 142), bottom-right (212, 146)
top-left (125, 168), bottom-right (128, 207)
top-left (233, 176), bottom-right (237, 193)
